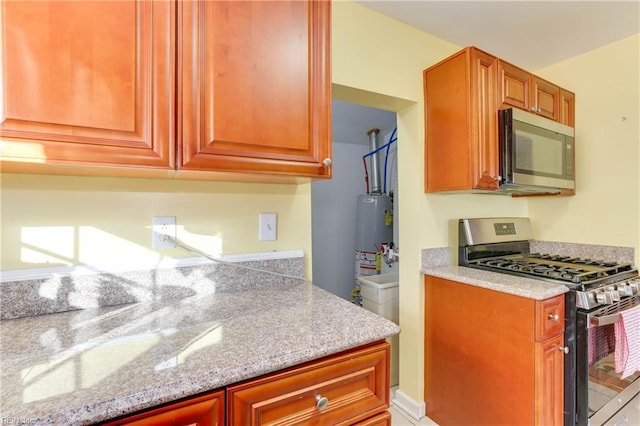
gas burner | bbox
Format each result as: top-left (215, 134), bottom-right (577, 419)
top-left (471, 254), bottom-right (636, 285)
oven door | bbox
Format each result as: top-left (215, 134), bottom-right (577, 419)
top-left (577, 297), bottom-right (640, 425)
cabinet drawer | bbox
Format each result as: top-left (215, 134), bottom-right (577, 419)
top-left (535, 295), bottom-right (564, 341)
top-left (228, 341), bottom-right (390, 425)
top-left (102, 389), bottom-right (224, 425)
top-left (356, 411), bottom-right (391, 425)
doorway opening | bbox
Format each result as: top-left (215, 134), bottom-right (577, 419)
top-left (311, 99), bottom-right (398, 302)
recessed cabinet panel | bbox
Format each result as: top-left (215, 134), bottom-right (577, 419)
top-left (533, 77), bottom-right (560, 121)
top-left (535, 334), bottom-right (565, 426)
top-left (470, 49), bottom-right (499, 190)
top-left (499, 61), bottom-right (530, 110)
top-left (228, 342), bottom-right (389, 425)
top-left (179, 0), bottom-right (331, 178)
top-left (0, 0), bottom-right (174, 169)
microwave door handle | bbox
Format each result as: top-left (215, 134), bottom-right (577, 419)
top-left (498, 109), bottom-right (510, 184)
top-left (498, 110), bottom-right (509, 185)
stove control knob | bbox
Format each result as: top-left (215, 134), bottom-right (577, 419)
top-left (607, 286), bottom-right (620, 302)
top-left (628, 280), bottom-right (640, 293)
top-left (595, 290), bottom-right (613, 305)
top-left (617, 284), bottom-right (633, 297)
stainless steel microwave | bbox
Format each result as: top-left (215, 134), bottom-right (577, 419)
top-left (498, 108), bottom-right (575, 194)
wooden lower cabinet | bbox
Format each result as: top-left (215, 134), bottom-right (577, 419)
top-left (354, 411), bottom-right (391, 425)
top-left (102, 390), bottom-right (224, 425)
top-left (228, 341), bottom-right (390, 425)
top-left (424, 275), bottom-right (565, 425)
top-left (101, 341), bottom-right (390, 426)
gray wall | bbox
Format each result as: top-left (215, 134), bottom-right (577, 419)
top-left (312, 130), bottom-right (398, 300)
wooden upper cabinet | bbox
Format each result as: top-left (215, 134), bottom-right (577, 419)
top-left (498, 60), bottom-right (565, 122)
top-left (425, 46), bottom-right (575, 195)
top-left (178, 0), bottom-right (332, 179)
top-left (424, 46), bottom-right (500, 192)
top-left (0, 0), bottom-right (175, 173)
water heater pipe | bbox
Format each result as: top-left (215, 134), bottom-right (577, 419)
top-left (367, 128), bottom-right (382, 194)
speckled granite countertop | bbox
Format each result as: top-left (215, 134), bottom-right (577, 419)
top-left (0, 280), bottom-right (400, 425)
top-left (422, 265), bottom-right (568, 300)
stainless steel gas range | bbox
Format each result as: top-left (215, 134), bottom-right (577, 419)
top-left (459, 217), bottom-right (640, 426)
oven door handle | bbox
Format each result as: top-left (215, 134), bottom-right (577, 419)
top-left (589, 299), bottom-right (640, 328)
top-left (590, 312), bottom-right (620, 328)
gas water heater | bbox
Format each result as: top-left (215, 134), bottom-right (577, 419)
top-left (354, 193), bottom-right (392, 277)
top-left (354, 128), bottom-right (395, 286)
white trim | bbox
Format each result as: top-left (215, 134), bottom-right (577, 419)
top-left (391, 389), bottom-right (426, 421)
top-left (0, 250), bottom-right (304, 283)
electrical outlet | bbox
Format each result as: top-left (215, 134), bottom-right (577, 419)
top-left (152, 216), bottom-right (176, 248)
top-left (259, 213), bottom-right (277, 241)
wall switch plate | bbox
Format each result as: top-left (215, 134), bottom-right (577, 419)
top-left (152, 216), bottom-right (176, 248)
top-left (259, 213), bottom-right (277, 241)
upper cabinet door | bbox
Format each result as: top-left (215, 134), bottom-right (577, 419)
top-left (0, 1), bottom-right (175, 171)
top-left (179, 0), bottom-right (332, 178)
top-left (532, 76), bottom-right (560, 122)
top-left (498, 60), bottom-right (531, 111)
top-left (498, 60), bottom-right (564, 123)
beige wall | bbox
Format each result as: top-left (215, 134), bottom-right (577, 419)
top-left (0, 174), bottom-right (312, 275)
top-left (530, 34), bottom-right (640, 262)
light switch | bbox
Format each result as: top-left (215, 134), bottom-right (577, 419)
top-left (259, 213), bottom-right (277, 241)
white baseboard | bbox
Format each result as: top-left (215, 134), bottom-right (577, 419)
top-left (391, 388), bottom-right (426, 421)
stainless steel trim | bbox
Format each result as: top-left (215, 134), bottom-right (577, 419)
top-left (589, 382), bottom-right (639, 426)
top-left (511, 107), bottom-right (575, 137)
top-left (589, 297), bottom-right (640, 327)
top-left (511, 172), bottom-right (575, 190)
top-left (459, 217), bottom-right (534, 246)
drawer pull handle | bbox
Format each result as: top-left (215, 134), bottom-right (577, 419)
top-left (548, 313), bottom-right (559, 321)
top-left (315, 394), bottom-right (329, 411)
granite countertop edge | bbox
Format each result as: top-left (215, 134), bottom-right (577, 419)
top-left (422, 265), bottom-right (569, 300)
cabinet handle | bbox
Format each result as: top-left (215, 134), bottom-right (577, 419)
top-left (322, 158), bottom-right (332, 167)
top-left (557, 346), bottom-right (569, 354)
top-left (315, 394), bottom-right (329, 411)
top-left (547, 313), bottom-right (559, 321)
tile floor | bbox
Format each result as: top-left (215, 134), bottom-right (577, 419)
top-left (389, 405), bottom-right (439, 426)
top-left (389, 388), bottom-right (439, 426)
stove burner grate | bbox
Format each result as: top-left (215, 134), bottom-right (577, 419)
top-left (472, 255), bottom-right (633, 285)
